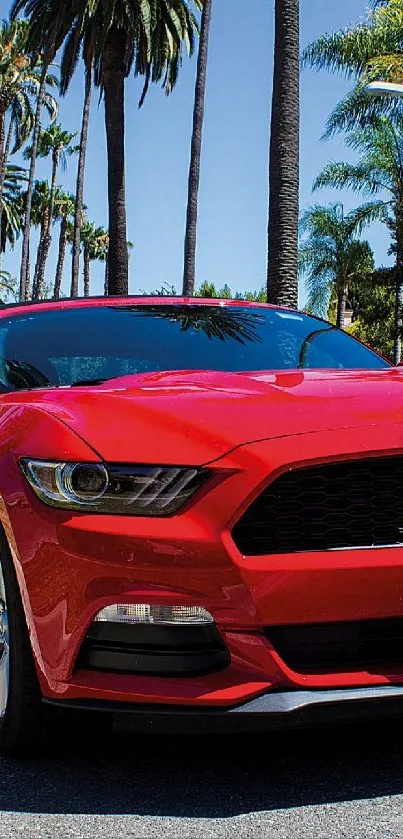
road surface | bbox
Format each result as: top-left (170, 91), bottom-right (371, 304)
top-left (1, 715), bottom-right (403, 837)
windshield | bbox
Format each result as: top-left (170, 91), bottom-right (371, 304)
top-left (0, 303), bottom-right (389, 391)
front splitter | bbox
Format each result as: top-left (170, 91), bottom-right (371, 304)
top-left (43, 683), bottom-right (403, 733)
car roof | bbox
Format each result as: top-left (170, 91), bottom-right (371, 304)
top-left (0, 296), bottom-right (297, 318)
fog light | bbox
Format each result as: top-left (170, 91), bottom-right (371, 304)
top-left (94, 604), bottom-right (214, 625)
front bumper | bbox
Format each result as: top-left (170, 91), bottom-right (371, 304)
top-left (43, 684), bottom-right (403, 732)
top-left (7, 422), bottom-right (403, 711)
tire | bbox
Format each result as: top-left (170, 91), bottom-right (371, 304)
top-left (0, 530), bottom-right (44, 754)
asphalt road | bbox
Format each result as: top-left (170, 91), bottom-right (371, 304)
top-left (1, 715), bottom-right (403, 838)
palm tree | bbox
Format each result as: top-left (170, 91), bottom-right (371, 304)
top-left (25, 124), bottom-right (78, 291)
top-left (29, 180), bottom-right (51, 299)
top-left (267, 0), bottom-right (300, 309)
top-left (313, 116), bottom-right (403, 361)
top-left (29, 181), bottom-right (64, 299)
top-left (100, 231), bottom-right (110, 295)
top-left (12, 0), bottom-right (201, 296)
top-left (0, 21), bottom-right (31, 191)
top-left (53, 191), bottom-right (75, 299)
top-left (302, 0), bottom-right (403, 137)
top-left (80, 222), bottom-right (109, 297)
top-left (0, 17), bottom-right (59, 301)
top-left (0, 165), bottom-right (25, 257)
top-left (20, 64), bottom-right (57, 302)
top-left (68, 64), bottom-right (93, 298)
top-left (183, 0), bottom-right (213, 296)
top-left (0, 20), bottom-right (57, 264)
top-left (299, 203), bottom-right (375, 327)
top-left (0, 271), bottom-right (17, 300)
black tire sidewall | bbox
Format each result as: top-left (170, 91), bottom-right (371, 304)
top-left (0, 531), bottom-right (42, 752)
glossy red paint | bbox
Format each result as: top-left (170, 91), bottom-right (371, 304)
top-left (2, 297), bottom-right (403, 712)
top-left (4, 367), bottom-right (403, 465)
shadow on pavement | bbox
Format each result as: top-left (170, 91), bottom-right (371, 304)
top-left (0, 716), bottom-right (402, 818)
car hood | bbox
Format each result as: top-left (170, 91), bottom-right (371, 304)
top-left (8, 368), bottom-right (403, 465)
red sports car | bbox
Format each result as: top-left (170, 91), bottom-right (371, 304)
top-left (1, 295), bottom-right (403, 751)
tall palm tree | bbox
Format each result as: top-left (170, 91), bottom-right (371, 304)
top-left (0, 20), bottom-right (57, 264)
top-left (0, 21), bottom-right (31, 190)
top-left (299, 203), bottom-right (375, 327)
top-left (29, 181), bottom-right (64, 299)
top-left (267, 0), bottom-right (300, 308)
top-left (302, 0), bottom-right (403, 137)
top-left (0, 17), bottom-right (59, 301)
top-left (68, 63), bottom-right (93, 298)
top-left (12, 0), bottom-right (201, 296)
top-left (20, 60), bottom-right (59, 301)
top-left (53, 191), bottom-right (75, 299)
top-left (25, 124), bottom-right (78, 291)
top-left (313, 115), bottom-right (403, 361)
top-left (29, 180), bottom-right (51, 299)
top-left (182, 0), bottom-right (212, 296)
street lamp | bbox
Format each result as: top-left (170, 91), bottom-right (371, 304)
top-left (365, 80), bottom-right (403, 97)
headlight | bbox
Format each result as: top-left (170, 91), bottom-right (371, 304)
top-left (20, 460), bottom-right (210, 516)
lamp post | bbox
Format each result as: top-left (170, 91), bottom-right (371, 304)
top-left (365, 81), bottom-right (403, 98)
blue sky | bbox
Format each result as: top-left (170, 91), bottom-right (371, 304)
top-left (4, 0), bottom-right (390, 302)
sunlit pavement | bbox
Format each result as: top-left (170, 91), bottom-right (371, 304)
top-left (1, 718), bottom-right (403, 837)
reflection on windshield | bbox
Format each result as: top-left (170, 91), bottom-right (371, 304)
top-left (0, 359), bottom-right (51, 391)
top-left (118, 304), bottom-right (264, 345)
top-left (298, 326), bottom-right (335, 368)
top-left (0, 304), bottom-right (389, 391)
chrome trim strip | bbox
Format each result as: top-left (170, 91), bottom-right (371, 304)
top-left (328, 543), bottom-right (403, 552)
top-left (231, 684), bottom-right (403, 715)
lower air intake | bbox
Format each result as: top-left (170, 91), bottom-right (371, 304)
top-left (77, 621), bottom-right (230, 677)
top-left (266, 617), bottom-right (403, 672)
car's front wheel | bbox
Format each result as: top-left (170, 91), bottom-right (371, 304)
top-left (0, 531), bottom-right (44, 754)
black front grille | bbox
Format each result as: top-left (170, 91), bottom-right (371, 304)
top-left (266, 617), bottom-right (403, 671)
top-left (233, 456), bottom-right (403, 555)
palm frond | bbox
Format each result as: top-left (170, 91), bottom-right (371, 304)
top-left (11, 0), bottom-right (201, 105)
top-left (299, 202), bottom-right (375, 319)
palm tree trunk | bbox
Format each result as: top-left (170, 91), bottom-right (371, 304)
top-left (19, 62), bottom-right (48, 301)
top-left (36, 150), bottom-right (59, 300)
top-left (267, 0), bottom-right (300, 308)
top-left (0, 115), bottom-right (12, 197)
top-left (102, 29), bottom-right (128, 296)
top-left (104, 258), bottom-right (109, 295)
top-left (336, 285), bottom-right (348, 329)
top-left (0, 113), bottom-right (5, 177)
top-left (26, 239), bottom-right (30, 293)
top-left (0, 115), bottom-right (12, 248)
top-left (72, 65), bottom-right (92, 297)
top-left (182, 0), bottom-right (213, 296)
top-left (54, 218), bottom-right (67, 299)
top-left (83, 244), bottom-right (90, 297)
top-left (394, 268), bottom-right (403, 364)
top-left (1, 118), bottom-right (13, 188)
top-left (32, 221), bottom-right (46, 300)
